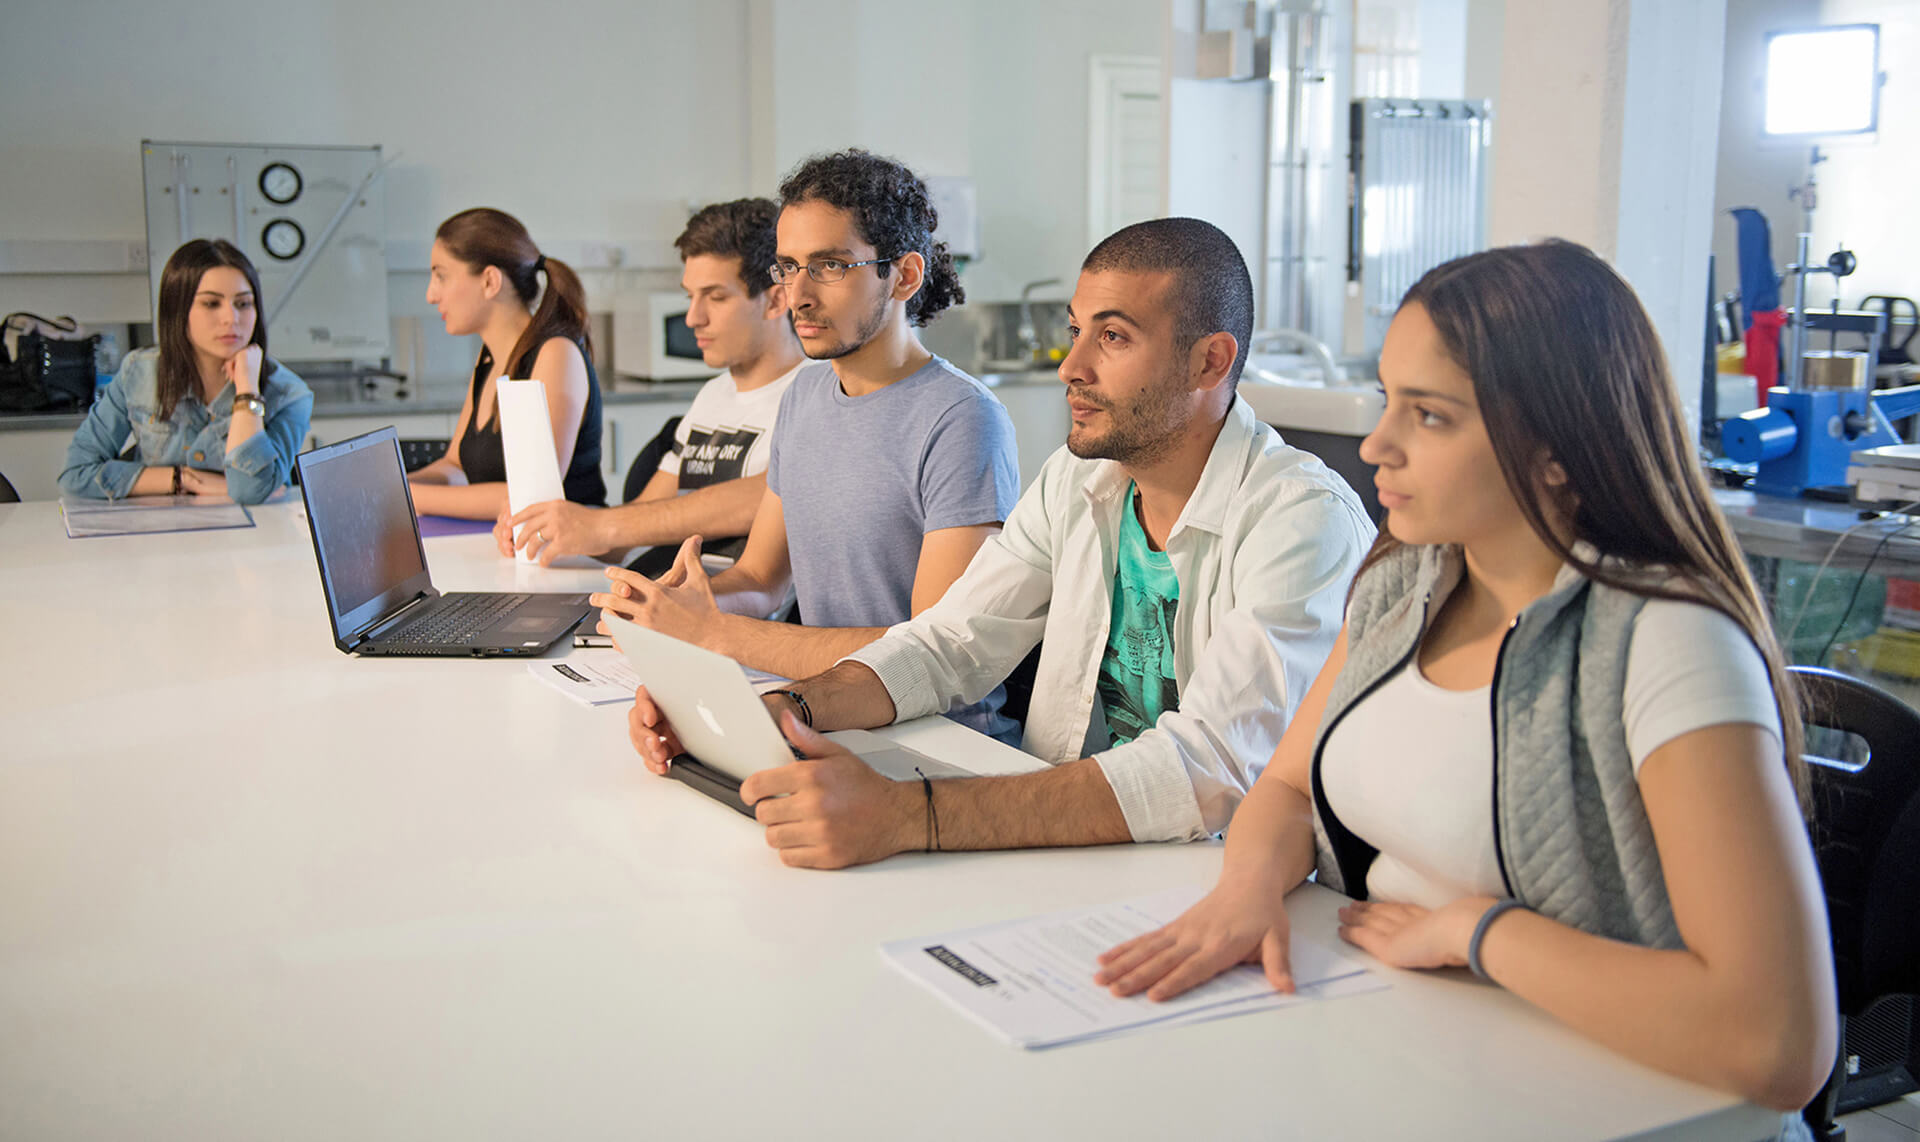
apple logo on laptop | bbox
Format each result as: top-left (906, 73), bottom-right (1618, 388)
top-left (696, 702), bottom-right (725, 737)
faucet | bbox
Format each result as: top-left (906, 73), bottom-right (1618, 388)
top-left (1249, 328), bottom-right (1340, 386)
top-left (1017, 278), bottom-right (1063, 363)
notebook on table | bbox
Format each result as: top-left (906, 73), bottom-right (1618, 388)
top-left (294, 426), bottom-right (591, 657)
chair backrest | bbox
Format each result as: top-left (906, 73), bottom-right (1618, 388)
top-left (623, 416), bottom-right (682, 505)
top-left (1792, 666), bottom-right (1920, 1016)
top-left (397, 438), bottom-right (452, 474)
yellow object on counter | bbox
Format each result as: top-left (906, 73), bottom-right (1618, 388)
top-left (1838, 626), bottom-right (1920, 681)
top-left (1716, 342), bottom-right (1747, 374)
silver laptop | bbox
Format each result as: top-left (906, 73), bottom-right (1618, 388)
top-left (604, 614), bottom-right (968, 817)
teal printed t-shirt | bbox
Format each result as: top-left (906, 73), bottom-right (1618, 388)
top-left (1097, 486), bottom-right (1182, 745)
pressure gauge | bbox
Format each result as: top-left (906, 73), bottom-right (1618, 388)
top-left (258, 161), bottom-right (302, 205)
top-left (262, 218), bottom-right (306, 261)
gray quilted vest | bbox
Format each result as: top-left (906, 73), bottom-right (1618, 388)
top-left (1307, 542), bottom-right (1683, 950)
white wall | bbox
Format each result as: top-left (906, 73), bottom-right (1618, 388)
top-left (1711, 0), bottom-right (1824, 295)
top-left (752, 0), bottom-right (1163, 304)
top-left (0, 0), bottom-right (1163, 383)
top-left (1481, 0), bottom-right (1726, 431)
top-left (1809, 0), bottom-right (1918, 307)
top-left (0, 0), bottom-right (754, 329)
top-left (1713, 0), bottom-right (1915, 337)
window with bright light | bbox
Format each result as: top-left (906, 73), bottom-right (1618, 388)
top-left (1763, 24), bottom-right (1881, 137)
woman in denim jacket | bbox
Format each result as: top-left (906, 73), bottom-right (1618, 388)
top-left (59, 239), bottom-right (312, 505)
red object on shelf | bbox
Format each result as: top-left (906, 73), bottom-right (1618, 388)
top-left (1747, 308), bottom-right (1787, 407)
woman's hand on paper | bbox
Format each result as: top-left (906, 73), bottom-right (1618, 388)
top-left (1094, 873), bottom-right (1297, 1001)
top-left (628, 684), bottom-right (686, 775)
top-left (503, 499), bottom-right (612, 564)
top-left (590, 537), bottom-right (718, 640)
top-left (1335, 897), bottom-right (1490, 971)
top-left (738, 713), bottom-right (920, 870)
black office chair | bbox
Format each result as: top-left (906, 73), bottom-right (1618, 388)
top-left (1792, 666), bottom-right (1920, 1139)
top-left (626, 417), bottom-right (746, 580)
top-left (623, 416), bottom-right (682, 505)
top-left (398, 438), bottom-right (452, 474)
top-left (0, 470), bottom-right (19, 504)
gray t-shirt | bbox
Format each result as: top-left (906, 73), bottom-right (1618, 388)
top-left (767, 356), bottom-right (1021, 739)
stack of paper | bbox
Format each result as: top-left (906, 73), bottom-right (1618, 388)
top-left (882, 886), bottom-right (1384, 1049)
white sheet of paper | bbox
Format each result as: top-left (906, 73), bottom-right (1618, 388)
top-left (882, 885), bottom-right (1384, 1049)
top-left (496, 378), bottom-right (566, 565)
top-left (530, 649), bottom-right (787, 707)
top-left (528, 651), bottom-right (644, 706)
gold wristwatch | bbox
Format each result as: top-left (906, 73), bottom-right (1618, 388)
top-left (233, 393), bottom-right (266, 418)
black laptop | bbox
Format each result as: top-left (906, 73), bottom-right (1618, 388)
top-left (295, 427), bottom-right (591, 657)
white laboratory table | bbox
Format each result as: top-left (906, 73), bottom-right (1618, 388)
top-left (0, 500), bottom-right (1787, 1141)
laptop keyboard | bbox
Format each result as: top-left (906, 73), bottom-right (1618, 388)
top-left (388, 593), bottom-right (530, 645)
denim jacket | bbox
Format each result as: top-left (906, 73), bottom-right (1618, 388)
top-left (59, 347), bottom-right (313, 505)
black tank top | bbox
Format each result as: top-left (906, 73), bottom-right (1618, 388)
top-left (458, 339), bottom-right (606, 506)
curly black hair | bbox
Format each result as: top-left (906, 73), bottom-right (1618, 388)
top-left (675, 197), bottom-right (780, 297)
top-left (777, 149), bottom-right (964, 327)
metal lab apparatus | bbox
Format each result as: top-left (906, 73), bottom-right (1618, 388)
top-left (1725, 380), bottom-right (1920, 497)
top-left (141, 141), bottom-right (390, 364)
top-left (1722, 232), bottom-right (1920, 496)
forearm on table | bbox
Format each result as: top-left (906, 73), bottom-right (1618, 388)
top-left (702, 559), bottom-right (795, 623)
top-left (408, 480), bottom-right (509, 519)
top-left (703, 610), bottom-right (888, 680)
top-left (1219, 774), bottom-right (1319, 888)
top-left (604, 476), bottom-right (764, 548)
top-left (131, 466), bottom-right (176, 496)
top-left (1475, 913), bottom-right (1826, 1108)
top-left (921, 758), bottom-right (1131, 852)
top-left (784, 661), bottom-right (899, 730)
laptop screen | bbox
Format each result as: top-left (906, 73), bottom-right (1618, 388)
top-left (296, 428), bottom-right (434, 640)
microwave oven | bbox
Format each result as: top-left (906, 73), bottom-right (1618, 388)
top-left (612, 290), bottom-right (712, 380)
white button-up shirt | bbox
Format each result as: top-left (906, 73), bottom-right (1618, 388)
top-left (843, 396), bottom-right (1375, 842)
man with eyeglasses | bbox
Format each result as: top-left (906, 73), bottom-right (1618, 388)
top-left (594, 149), bottom-right (1021, 740)
top-left (627, 218), bottom-right (1373, 869)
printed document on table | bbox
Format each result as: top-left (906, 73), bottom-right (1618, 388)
top-left (531, 649), bottom-right (786, 706)
top-left (529, 650), bottom-right (647, 705)
top-left (882, 885), bottom-right (1385, 1049)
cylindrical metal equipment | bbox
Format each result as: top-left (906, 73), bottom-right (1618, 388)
top-left (1723, 406), bottom-right (1799, 463)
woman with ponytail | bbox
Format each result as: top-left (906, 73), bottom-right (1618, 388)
top-left (1096, 241), bottom-right (1835, 1118)
top-left (409, 208), bottom-right (605, 518)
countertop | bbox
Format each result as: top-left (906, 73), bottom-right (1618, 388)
top-left (0, 370), bottom-right (1063, 433)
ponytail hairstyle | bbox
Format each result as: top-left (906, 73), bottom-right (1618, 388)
top-left (1364, 240), bottom-right (1809, 808)
top-left (155, 238), bottom-right (275, 420)
top-left (434, 208), bottom-right (591, 372)
top-left (777, 149), bottom-right (964, 327)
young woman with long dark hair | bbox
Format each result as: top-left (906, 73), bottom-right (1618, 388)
top-left (1095, 241), bottom-right (1836, 1114)
top-left (408, 208), bottom-right (605, 519)
top-left (60, 239), bottom-right (312, 504)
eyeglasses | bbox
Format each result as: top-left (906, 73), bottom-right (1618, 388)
top-left (767, 256), bottom-right (894, 284)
